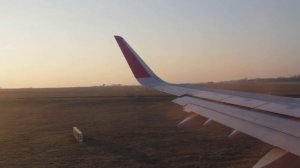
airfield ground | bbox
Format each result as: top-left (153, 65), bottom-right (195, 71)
top-left (0, 82), bottom-right (299, 168)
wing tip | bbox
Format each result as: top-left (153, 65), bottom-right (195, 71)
top-left (114, 35), bottom-right (123, 40)
top-left (114, 35), bottom-right (165, 87)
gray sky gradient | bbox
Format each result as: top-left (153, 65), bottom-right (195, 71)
top-left (0, 0), bottom-right (299, 88)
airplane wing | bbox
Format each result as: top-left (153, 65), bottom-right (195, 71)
top-left (114, 35), bottom-right (300, 168)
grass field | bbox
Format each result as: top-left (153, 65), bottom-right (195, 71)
top-left (0, 83), bottom-right (299, 168)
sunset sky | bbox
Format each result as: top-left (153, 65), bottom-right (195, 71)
top-left (0, 0), bottom-right (299, 88)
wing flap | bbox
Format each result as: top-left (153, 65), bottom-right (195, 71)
top-left (158, 84), bottom-right (300, 118)
top-left (257, 103), bottom-right (300, 118)
top-left (182, 103), bottom-right (300, 156)
top-left (221, 96), bottom-right (267, 108)
top-left (173, 96), bottom-right (300, 139)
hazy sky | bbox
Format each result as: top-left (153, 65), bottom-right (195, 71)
top-left (0, 0), bottom-right (299, 88)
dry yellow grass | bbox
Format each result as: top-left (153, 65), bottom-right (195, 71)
top-left (0, 83), bottom-right (298, 168)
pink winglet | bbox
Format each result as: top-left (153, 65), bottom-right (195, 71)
top-left (115, 36), bottom-right (151, 78)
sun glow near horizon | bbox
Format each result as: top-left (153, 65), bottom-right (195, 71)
top-left (0, 0), bottom-right (299, 88)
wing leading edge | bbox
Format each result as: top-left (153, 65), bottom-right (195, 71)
top-left (114, 35), bottom-right (300, 168)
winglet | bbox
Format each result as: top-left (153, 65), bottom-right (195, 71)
top-left (114, 35), bottom-right (164, 87)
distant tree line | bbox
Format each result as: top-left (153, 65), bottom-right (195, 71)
top-left (230, 74), bottom-right (300, 83)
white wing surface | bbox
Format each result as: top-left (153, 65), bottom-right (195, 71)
top-left (115, 36), bottom-right (300, 167)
